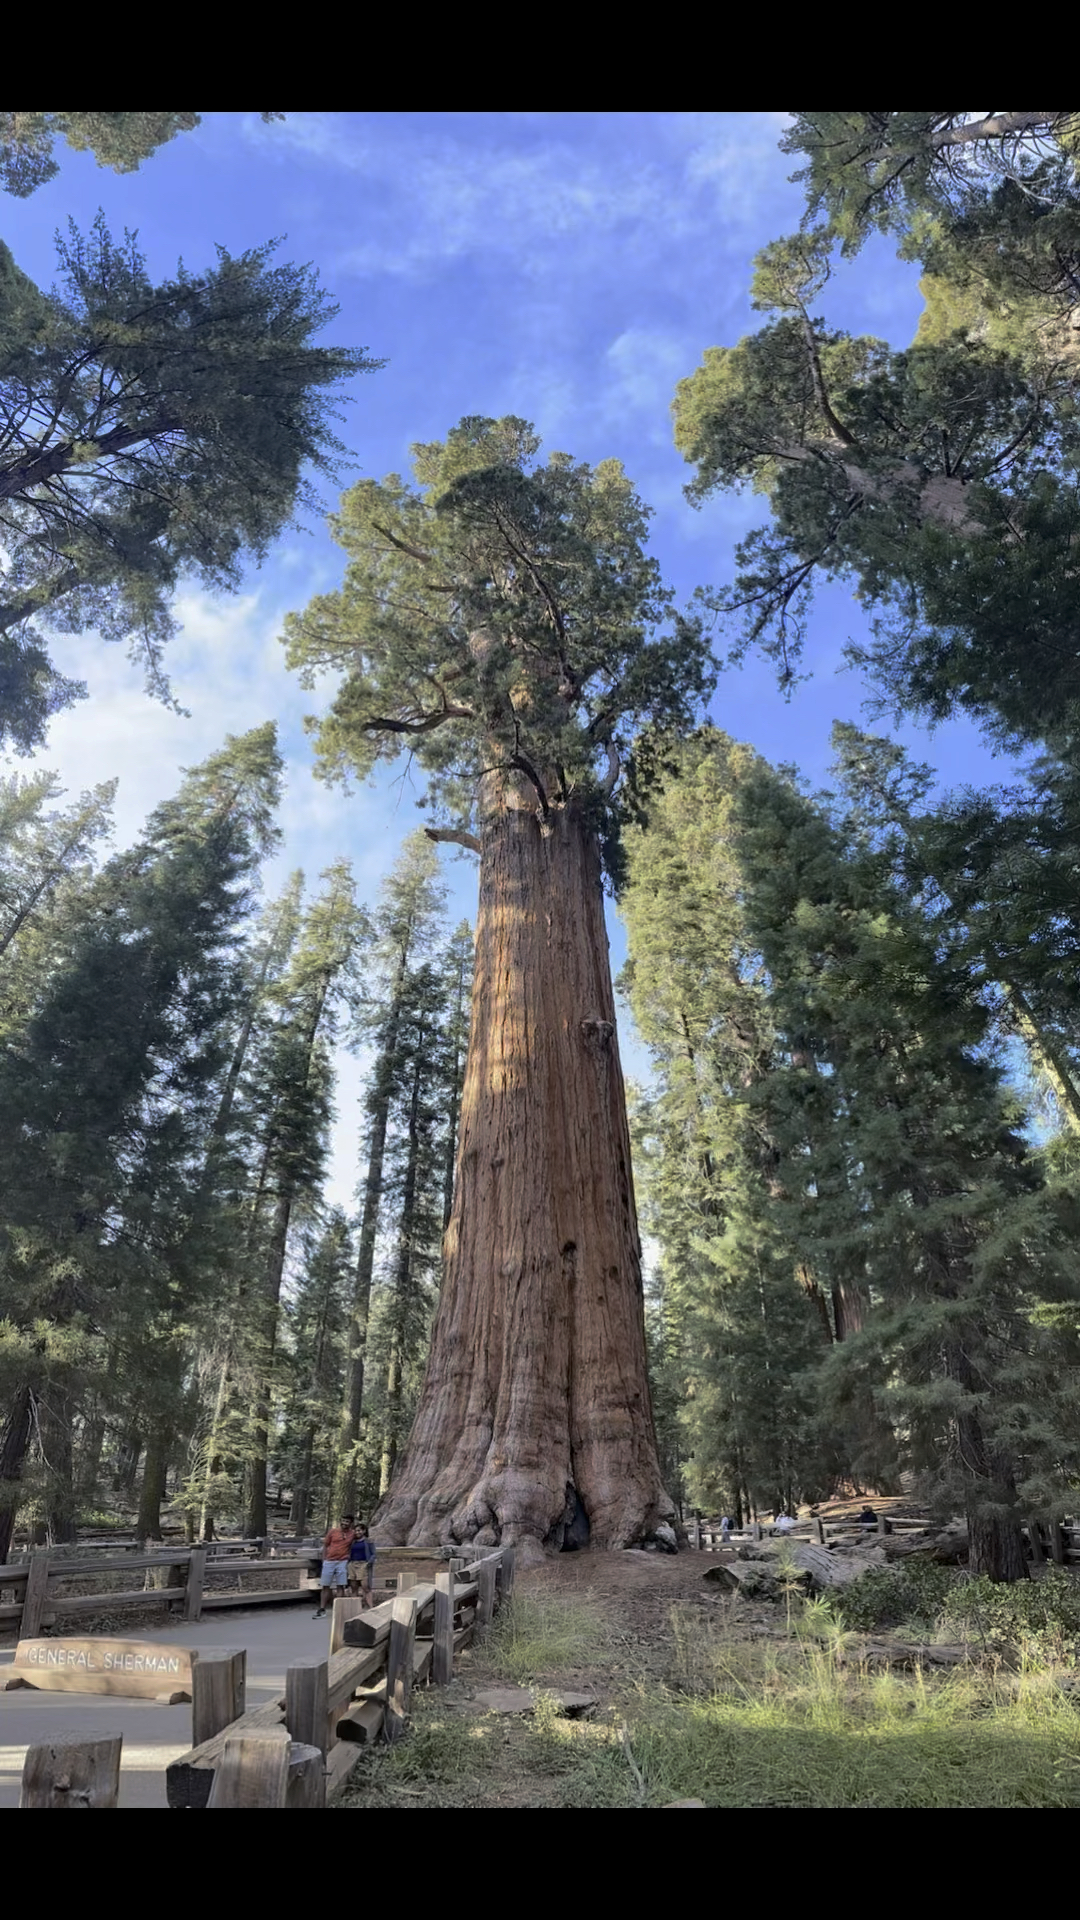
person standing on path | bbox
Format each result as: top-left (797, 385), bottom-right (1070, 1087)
top-left (315, 1513), bottom-right (357, 1618)
top-left (348, 1522), bottom-right (376, 1608)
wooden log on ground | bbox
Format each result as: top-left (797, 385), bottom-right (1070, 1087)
top-left (907, 1530), bottom-right (969, 1566)
top-left (386, 1593), bottom-right (418, 1743)
top-left (208, 1727), bottom-right (291, 1807)
top-left (20, 1554), bottom-right (49, 1638)
top-left (858, 1641), bottom-right (976, 1670)
top-left (192, 1649), bottom-right (246, 1746)
top-left (166, 1697), bottom-right (286, 1808)
top-left (286, 1655), bottom-right (329, 1757)
top-left (20, 1731), bottom-right (123, 1808)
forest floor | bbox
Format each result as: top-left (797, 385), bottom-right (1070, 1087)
top-left (338, 1542), bottom-right (1080, 1809)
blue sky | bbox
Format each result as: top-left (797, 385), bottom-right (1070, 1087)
top-left (1, 112), bottom-right (1011, 1204)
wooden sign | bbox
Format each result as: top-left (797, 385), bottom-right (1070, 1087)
top-left (6, 1637), bottom-right (194, 1701)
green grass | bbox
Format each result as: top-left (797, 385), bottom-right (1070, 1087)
top-left (642, 1602), bottom-right (1080, 1807)
top-left (481, 1590), bottom-right (626, 1682)
top-left (342, 1587), bottom-right (1080, 1808)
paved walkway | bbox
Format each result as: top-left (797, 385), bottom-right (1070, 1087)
top-left (0, 1603), bottom-right (329, 1807)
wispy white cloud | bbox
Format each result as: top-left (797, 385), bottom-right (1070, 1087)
top-left (261, 113), bottom-right (796, 286)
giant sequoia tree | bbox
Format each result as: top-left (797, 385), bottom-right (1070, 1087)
top-left (285, 415), bottom-right (714, 1556)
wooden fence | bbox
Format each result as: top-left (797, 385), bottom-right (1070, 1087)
top-left (0, 1543), bottom-right (322, 1638)
top-left (10, 1544), bottom-right (513, 1807)
top-left (690, 1513), bottom-right (1080, 1561)
top-left (164, 1545), bottom-right (514, 1806)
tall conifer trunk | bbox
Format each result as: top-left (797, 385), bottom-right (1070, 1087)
top-left (375, 784), bottom-right (674, 1557)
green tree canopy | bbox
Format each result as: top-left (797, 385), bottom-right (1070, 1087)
top-left (284, 415), bottom-right (714, 887)
top-left (0, 214), bottom-right (381, 752)
top-left (0, 113), bottom-right (284, 198)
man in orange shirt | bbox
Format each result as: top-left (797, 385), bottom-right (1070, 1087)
top-left (314, 1513), bottom-right (357, 1619)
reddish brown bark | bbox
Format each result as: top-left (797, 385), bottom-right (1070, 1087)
top-left (374, 782), bottom-right (675, 1559)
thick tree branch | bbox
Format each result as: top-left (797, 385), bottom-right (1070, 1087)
top-left (362, 701), bottom-right (474, 737)
top-left (510, 749), bottom-right (551, 817)
top-left (800, 314), bottom-right (858, 448)
top-left (370, 518), bottom-right (443, 572)
top-left (926, 112), bottom-right (1066, 153)
top-left (0, 414), bottom-right (180, 501)
top-left (0, 568), bottom-right (84, 632)
top-left (423, 826), bottom-right (481, 854)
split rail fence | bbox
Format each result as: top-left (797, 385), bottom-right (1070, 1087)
top-left (10, 1545), bottom-right (514, 1808)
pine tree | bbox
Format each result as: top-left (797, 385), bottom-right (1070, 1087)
top-left (619, 731), bottom-right (853, 1518)
top-left (672, 138), bottom-right (1080, 754)
top-left (336, 832), bottom-right (447, 1513)
top-left (733, 757), bottom-right (1080, 1578)
top-left (241, 862), bottom-right (367, 1537)
top-left (0, 723), bottom-right (283, 1554)
top-left (375, 959), bottom-right (456, 1497)
top-left (0, 215), bottom-right (380, 750)
top-left (279, 1209), bottom-right (353, 1536)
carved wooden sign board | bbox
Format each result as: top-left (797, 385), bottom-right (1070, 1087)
top-left (5, 1636), bottom-right (194, 1701)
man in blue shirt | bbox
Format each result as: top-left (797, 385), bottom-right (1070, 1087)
top-left (349, 1522), bottom-right (377, 1609)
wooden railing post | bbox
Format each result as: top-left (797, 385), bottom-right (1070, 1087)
top-left (191, 1649), bottom-right (246, 1747)
top-left (286, 1655), bottom-right (330, 1759)
top-left (330, 1590), bottom-right (366, 1655)
top-left (287, 1742), bottom-right (326, 1806)
top-left (185, 1546), bottom-right (207, 1623)
top-left (433, 1568), bottom-right (454, 1685)
top-left (20, 1552), bottom-right (49, 1638)
top-left (476, 1555), bottom-right (498, 1629)
top-left (207, 1727), bottom-right (291, 1807)
top-left (386, 1592), bottom-right (418, 1742)
top-left (20, 1732), bottom-right (122, 1807)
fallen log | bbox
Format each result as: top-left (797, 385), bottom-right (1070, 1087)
top-left (854, 1640), bottom-right (976, 1670)
top-left (723, 1540), bottom-right (887, 1590)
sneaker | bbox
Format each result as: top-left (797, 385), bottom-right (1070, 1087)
top-left (313, 1608), bottom-right (326, 1619)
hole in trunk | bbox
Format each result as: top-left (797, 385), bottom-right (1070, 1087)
top-left (559, 1482), bottom-right (590, 1553)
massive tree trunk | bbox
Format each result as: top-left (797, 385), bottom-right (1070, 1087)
top-left (373, 786), bottom-right (675, 1559)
